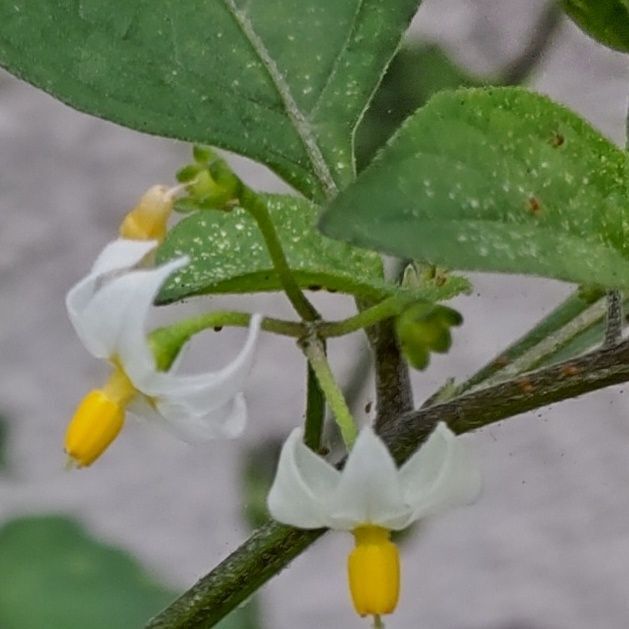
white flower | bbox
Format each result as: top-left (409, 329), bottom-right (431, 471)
top-left (267, 423), bottom-right (480, 619)
top-left (64, 239), bottom-right (261, 466)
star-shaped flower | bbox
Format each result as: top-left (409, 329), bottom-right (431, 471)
top-left (268, 423), bottom-right (480, 620)
top-left (64, 238), bottom-right (261, 467)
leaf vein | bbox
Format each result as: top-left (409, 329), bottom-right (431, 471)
top-left (221, 0), bottom-right (338, 199)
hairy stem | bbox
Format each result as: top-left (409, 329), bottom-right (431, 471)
top-left (239, 184), bottom-right (319, 321)
top-left (147, 338), bottom-right (629, 629)
top-left (476, 295), bottom-right (609, 389)
top-left (149, 311), bottom-right (306, 371)
top-left (318, 295), bottom-right (408, 337)
top-left (461, 288), bottom-right (603, 391)
top-left (604, 290), bottom-right (624, 347)
top-left (301, 336), bottom-right (358, 448)
top-left (357, 293), bottom-right (413, 431)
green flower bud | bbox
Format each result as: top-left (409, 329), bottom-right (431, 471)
top-left (395, 302), bottom-right (463, 370)
top-left (192, 144), bottom-right (215, 164)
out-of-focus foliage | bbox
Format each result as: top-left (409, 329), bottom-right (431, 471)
top-left (562, 0), bottom-right (629, 52)
top-left (0, 516), bottom-right (175, 629)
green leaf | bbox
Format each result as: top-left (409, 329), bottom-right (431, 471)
top-left (356, 43), bottom-right (484, 169)
top-left (0, 516), bottom-right (176, 629)
top-left (562, 0), bottom-right (629, 52)
top-left (0, 1), bottom-right (421, 200)
top-left (156, 194), bottom-right (468, 304)
top-left (320, 87), bottom-right (629, 290)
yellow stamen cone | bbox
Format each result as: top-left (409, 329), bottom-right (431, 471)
top-left (348, 526), bottom-right (400, 617)
top-left (64, 390), bottom-right (124, 468)
top-left (64, 368), bottom-right (135, 468)
top-left (119, 185), bottom-right (176, 242)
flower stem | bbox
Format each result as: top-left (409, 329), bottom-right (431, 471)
top-left (373, 615), bottom-right (385, 629)
top-left (301, 336), bottom-right (358, 449)
top-left (238, 184), bottom-right (319, 322)
top-left (318, 295), bottom-right (409, 338)
top-left (149, 311), bottom-right (306, 371)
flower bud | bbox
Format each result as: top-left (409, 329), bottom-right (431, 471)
top-left (395, 301), bottom-right (463, 370)
top-left (119, 185), bottom-right (175, 242)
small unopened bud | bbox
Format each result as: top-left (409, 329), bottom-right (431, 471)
top-left (119, 185), bottom-right (176, 242)
top-left (395, 301), bottom-right (463, 370)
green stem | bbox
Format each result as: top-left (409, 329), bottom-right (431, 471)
top-left (460, 288), bottom-right (604, 391)
top-left (301, 336), bottom-right (358, 448)
top-left (304, 360), bottom-right (326, 451)
top-left (318, 295), bottom-right (408, 337)
top-left (146, 337), bottom-right (629, 629)
top-left (475, 296), bottom-right (609, 390)
top-left (238, 184), bottom-right (319, 321)
top-left (604, 290), bottom-right (624, 347)
top-left (150, 311), bottom-right (306, 371)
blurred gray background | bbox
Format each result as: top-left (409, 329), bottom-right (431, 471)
top-left (1, 0), bottom-right (628, 627)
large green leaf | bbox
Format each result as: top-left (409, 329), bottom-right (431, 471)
top-left (0, 0), bottom-right (421, 200)
top-left (320, 87), bottom-right (629, 289)
top-left (156, 194), bottom-right (468, 303)
top-left (0, 516), bottom-right (175, 629)
top-left (562, 0), bottom-right (629, 52)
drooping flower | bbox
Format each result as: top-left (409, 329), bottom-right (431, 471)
top-left (267, 423), bottom-right (480, 621)
top-left (63, 202), bottom-right (261, 467)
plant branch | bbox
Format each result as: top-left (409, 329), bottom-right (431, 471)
top-left (147, 337), bottom-right (629, 629)
top-left (475, 295), bottom-right (609, 389)
top-left (301, 335), bottom-right (358, 448)
top-left (357, 293), bottom-right (414, 432)
top-left (604, 290), bottom-right (624, 347)
top-left (460, 288), bottom-right (603, 391)
top-left (150, 311), bottom-right (306, 371)
top-left (238, 184), bottom-right (319, 321)
top-left (318, 295), bottom-right (409, 337)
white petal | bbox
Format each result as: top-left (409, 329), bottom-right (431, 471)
top-left (326, 427), bottom-right (409, 530)
top-left (90, 239), bottom-right (158, 276)
top-left (267, 428), bottom-right (340, 529)
top-left (72, 258), bottom-right (186, 360)
top-left (127, 394), bottom-right (247, 441)
top-left (124, 314), bottom-right (262, 412)
top-left (399, 423), bottom-right (481, 523)
top-left (152, 394), bottom-right (248, 441)
top-left (66, 239), bottom-right (168, 358)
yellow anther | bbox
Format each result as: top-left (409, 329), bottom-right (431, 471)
top-left (119, 185), bottom-right (177, 242)
top-left (64, 390), bottom-right (124, 468)
top-left (348, 526), bottom-right (400, 618)
top-left (64, 368), bottom-right (136, 468)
